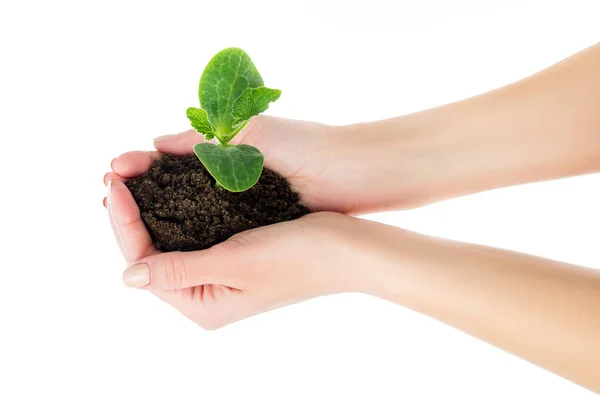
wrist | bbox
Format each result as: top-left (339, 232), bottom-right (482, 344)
top-left (332, 217), bottom-right (421, 299)
top-left (328, 121), bottom-right (443, 212)
top-left (337, 94), bottom-right (542, 209)
top-left (351, 224), bottom-right (445, 311)
top-left (332, 112), bottom-right (477, 211)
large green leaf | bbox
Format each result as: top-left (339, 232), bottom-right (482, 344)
top-left (232, 87), bottom-right (281, 129)
top-left (199, 48), bottom-right (264, 141)
top-left (193, 143), bottom-right (264, 192)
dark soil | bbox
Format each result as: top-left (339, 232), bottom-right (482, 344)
top-left (125, 154), bottom-right (310, 252)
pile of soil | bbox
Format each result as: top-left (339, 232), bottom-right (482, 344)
top-left (125, 154), bottom-right (310, 252)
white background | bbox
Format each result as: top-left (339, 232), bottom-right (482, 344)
top-left (1, 1), bottom-right (599, 396)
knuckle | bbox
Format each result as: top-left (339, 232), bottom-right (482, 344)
top-left (215, 234), bottom-right (261, 278)
top-left (162, 254), bottom-right (189, 289)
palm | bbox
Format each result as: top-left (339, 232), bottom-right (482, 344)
top-left (232, 116), bottom-right (333, 208)
top-left (152, 284), bottom-right (238, 322)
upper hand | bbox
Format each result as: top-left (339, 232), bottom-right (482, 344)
top-left (105, 116), bottom-right (342, 211)
top-left (104, 115), bottom-right (423, 214)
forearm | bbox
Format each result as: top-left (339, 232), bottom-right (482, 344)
top-left (341, 42), bottom-right (600, 210)
top-left (360, 226), bottom-right (600, 392)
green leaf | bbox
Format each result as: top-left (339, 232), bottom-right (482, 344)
top-left (199, 48), bottom-right (265, 141)
top-left (193, 143), bottom-right (264, 192)
top-left (186, 107), bottom-right (215, 140)
top-left (232, 87), bottom-right (281, 128)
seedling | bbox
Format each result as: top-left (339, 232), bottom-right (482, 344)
top-left (186, 48), bottom-right (281, 192)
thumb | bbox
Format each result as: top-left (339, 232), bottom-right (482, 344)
top-left (153, 129), bottom-right (202, 155)
top-left (121, 248), bottom-right (239, 290)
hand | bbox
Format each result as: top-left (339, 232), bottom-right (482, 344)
top-left (107, 178), bottom-right (385, 329)
top-left (104, 115), bottom-right (426, 214)
top-left (105, 116), bottom-right (338, 211)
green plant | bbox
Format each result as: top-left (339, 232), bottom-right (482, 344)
top-left (186, 48), bottom-right (281, 192)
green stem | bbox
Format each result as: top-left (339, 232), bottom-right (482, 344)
top-left (215, 121), bottom-right (248, 145)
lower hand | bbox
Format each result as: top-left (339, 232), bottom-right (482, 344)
top-left (107, 177), bottom-right (388, 329)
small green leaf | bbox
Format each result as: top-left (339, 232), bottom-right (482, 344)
top-left (186, 107), bottom-right (215, 140)
top-left (193, 143), bottom-right (264, 192)
top-left (199, 48), bottom-right (265, 141)
top-left (232, 87), bottom-right (281, 128)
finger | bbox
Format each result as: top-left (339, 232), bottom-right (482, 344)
top-left (111, 151), bottom-right (161, 178)
top-left (108, 200), bottom-right (124, 254)
top-left (153, 130), bottom-right (204, 155)
top-left (122, 248), bottom-right (240, 290)
top-left (103, 172), bottom-right (126, 186)
top-left (107, 180), bottom-right (158, 263)
top-left (153, 116), bottom-right (270, 154)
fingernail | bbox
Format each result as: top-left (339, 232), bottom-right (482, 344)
top-left (154, 134), bottom-right (175, 143)
top-left (123, 263), bottom-right (150, 288)
top-left (103, 197), bottom-right (107, 208)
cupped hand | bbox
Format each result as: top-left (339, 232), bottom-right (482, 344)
top-left (105, 115), bottom-right (341, 211)
top-left (104, 115), bottom-right (423, 214)
top-left (106, 178), bottom-right (387, 329)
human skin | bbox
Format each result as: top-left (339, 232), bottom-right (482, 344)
top-left (105, 42), bottom-right (600, 392)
